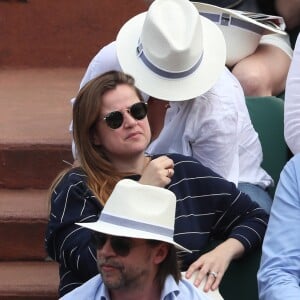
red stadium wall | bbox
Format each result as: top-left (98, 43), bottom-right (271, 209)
top-left (0, 0), bottom-right (147, 67)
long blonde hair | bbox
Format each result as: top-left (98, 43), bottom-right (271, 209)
top-left (51, 71), bottom-right (144, 205)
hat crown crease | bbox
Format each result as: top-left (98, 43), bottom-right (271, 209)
top-left (140, 0), bottom-right (203, 73)
top-left (103, 186), bottom-right (174, 229)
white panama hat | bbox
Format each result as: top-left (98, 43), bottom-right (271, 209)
top-left (77, 179), bottom-right (191, 253)
top-left (116, 0), bottom-right (226, 101)
top-left (192, 2), bottom-right (287, 67)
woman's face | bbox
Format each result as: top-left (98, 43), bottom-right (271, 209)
top-left (93, 84), bottom-right (151, 162)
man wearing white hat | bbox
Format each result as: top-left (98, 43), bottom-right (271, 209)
top-left (74, 0), bottom-right (273, 213)
top-left (60, 179), bottom-right (213, 300)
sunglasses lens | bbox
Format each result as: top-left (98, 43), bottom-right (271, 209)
top-left (93, 233), bottom-right (132, 257)
top-left (130, 102), bottom-right (147, 120)
top-left (105, 111), bottom-right (123, 129)
top-left (103, 102), bottom-right (147, 129)
top-left (93, 233), bottom-right (107, 248)
top-left (111, 237), bottom-right (132, 256)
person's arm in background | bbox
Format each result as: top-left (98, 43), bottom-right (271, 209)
top-left (284, 33), bottom-right (300, 154)
top-left (258, 154), bottom-right (300, 300)
top-left (79, 41), bottom-right (121, 89)
top-left (275, 0), bottom-right (300, 30)
top-left (257, 0), bottom-right (300, 47)
top-left (231, 36), bottom-right (292, 96)
top-left (258, 0), bottom-right (300, 29)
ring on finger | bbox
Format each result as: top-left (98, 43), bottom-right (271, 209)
top-left (208, 271), bottom-right (218, 279)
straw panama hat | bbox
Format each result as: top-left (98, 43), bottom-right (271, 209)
top-left (192, 2), bottom-right (287, 67)
top-left (77, 179), bottom-right (191, 253)
top-left (116, 0), bottom-right (226, 101)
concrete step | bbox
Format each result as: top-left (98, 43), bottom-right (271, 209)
top-left (0, 67), bottom-right (82, 298)
top-left (0, 189), bottom-right (49, 260)
top-left (0, 261), bottom-right (59, 300)
top-left (0, 143), bottom-right (73, 189)
top-left (0, 68), bottom-right (82, 189)
top-left (0, 1), bottom-right (147, 298)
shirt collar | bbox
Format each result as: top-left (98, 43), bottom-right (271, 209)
top-left (160, 275), bottom-right (180, 299)
top-left (98, 274), bottom-right (181, 300)
top-left (96, 276), bottom-right (111, 300)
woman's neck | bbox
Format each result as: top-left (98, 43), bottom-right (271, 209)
top-left (112, 154), bottom-right (150, 175)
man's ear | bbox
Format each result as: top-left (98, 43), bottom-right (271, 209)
top-left (152, 243), bottom-right (169, 265)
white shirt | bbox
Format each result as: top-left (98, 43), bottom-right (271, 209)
top-left (78, 41), bottom-right (272, 188)
top-left (147, 68), bottom-right (272, 188)
top-left (284, 33), bottom-right (300, 155)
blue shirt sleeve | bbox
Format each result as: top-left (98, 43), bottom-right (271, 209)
top-left (258, 154), bottom-right (300, 299)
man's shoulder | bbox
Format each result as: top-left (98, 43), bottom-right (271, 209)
top-left (80, 41), bottom-right (121, 89)
top-left (60, 275), bottom-right (104, 299)
top-left (163, 275), bottom-right (211, 300)
top-left (288, 153), bottom-right (300, 169)
top-left (177, 279), bottom-right (207, 299)
top-left (281, 153), bottom-right (300, 181)
top-left (179, 273), bottom-right (224, 300)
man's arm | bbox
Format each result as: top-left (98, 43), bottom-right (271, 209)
top-left (258, 155), bottom-right (300, 299)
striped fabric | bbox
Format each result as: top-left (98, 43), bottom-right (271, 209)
top-left (45, 153), bottom-right (268, 297)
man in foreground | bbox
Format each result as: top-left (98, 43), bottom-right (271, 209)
top-left (60, 179), bottom-right (215, 300)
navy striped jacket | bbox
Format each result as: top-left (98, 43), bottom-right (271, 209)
top-left (45, 153), bottom-right (268, 297)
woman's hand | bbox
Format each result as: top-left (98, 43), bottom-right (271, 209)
top-left (185, 238), bottom-right (245, 292)
top-left (139, 156), bottom-right (174, 187)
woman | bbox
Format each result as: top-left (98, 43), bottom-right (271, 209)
top-left (45, 71), bottom-right (268, 297)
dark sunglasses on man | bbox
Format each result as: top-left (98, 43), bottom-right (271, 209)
top-left (92, 232), bottom-right (147, 257)
top-left (103, 102), bottom-right (147, 129)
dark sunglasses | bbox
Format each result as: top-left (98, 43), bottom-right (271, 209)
top-left (103, 102), bottom-right (147, 129)
top-left (93, 233), bottom-right (135, 257)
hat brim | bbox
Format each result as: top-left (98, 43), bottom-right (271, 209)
top-left (192, 2), bottom-right (286, 35)
top-left (77, 221), bottom-right (192, 253)
top-left (116, 12), bottom-right (226, 101)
